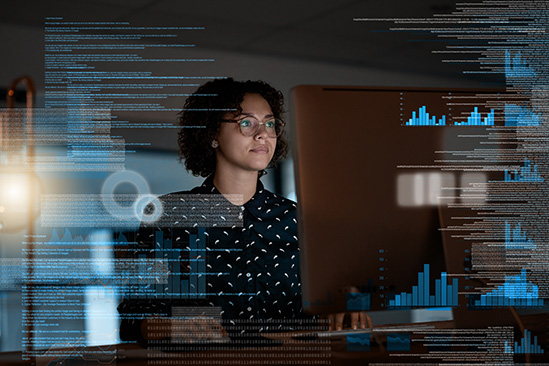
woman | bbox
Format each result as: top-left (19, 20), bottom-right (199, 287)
top-left (118, 78), bottom-right (367, 343)
top-left (118, 78), bottom-right (308, 343)
top-left (178, 78), bottom-right (305, 320)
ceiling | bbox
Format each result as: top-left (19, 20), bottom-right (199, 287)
top-left (1, 0), bottom-right (500, 154)
top-left (1, 0), bottom-right (478, 80)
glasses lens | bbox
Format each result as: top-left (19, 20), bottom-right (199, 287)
top-left (264, 119), bottom-right (277, 137)
top-left (274, 119), bottom-right (284, 137)
top-left (262, 119), bottom-right (284, 137)
top-left (238, 117), bottom-right (284, 137)
top-left (239, 117), bottom-right (258, 136)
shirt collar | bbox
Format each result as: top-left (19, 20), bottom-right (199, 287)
top-left (200, 175), bottom-right (269, 216)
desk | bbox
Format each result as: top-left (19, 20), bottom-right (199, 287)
top-left (1, 316), bottom-right (546, 366)
top-left (0, 322), bottom-right (446, 366)
top-left (0, 340), bottom-right (400, 366)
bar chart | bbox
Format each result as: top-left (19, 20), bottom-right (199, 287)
top-left (469, 269), bottom-right (543, 308)
top-left (505, 49), bottom-right (536, 78)
top-left (387, 264), bottom-right (458, 308)
top-left (503, 158), bottom-right (543, 182)
top-left (136, 229), bottom-right (208, 299)
top-left (405, 106), bottom-right (446, 126)
top-left (504, 221), bottom-right (536, 250)
top-left (505, 103), bottom-right (540, 126)
top-left (453, 107), bottom-right (494, 126)
top-left (504, 329), bottom-right (544, 354)
top-left (405, 106), bottom-right (494, 126)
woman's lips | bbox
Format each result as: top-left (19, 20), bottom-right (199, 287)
top-left (250, 146), bottom-right (269, 153)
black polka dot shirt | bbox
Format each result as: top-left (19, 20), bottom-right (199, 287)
top-left (117, 176), bottom-right (308, 341)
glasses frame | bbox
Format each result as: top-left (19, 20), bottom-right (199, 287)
top-left (220, 116), bottom-right (286, 138)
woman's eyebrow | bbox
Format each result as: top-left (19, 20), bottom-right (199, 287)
top-left (239, 112), bottom-right (275, 118)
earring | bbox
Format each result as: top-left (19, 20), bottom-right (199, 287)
top-left (211, 141), bottom-right (219, 148)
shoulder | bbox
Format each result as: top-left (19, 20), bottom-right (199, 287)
top-left (256, 179), bottom-right (296, 206)
top-left (269, 191), bottom-right (297, 211)
top-left (252, 185), bottom-right (297, 221)
top-left (158, 179), bottom-right (213, 201)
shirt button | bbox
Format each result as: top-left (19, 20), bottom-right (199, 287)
top-left (247, 307), bottom-right (252, 311)
top-left (246, 272), bottom-right (251, 277)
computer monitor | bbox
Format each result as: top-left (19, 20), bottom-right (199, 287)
top-left (290, 85), bottom-right (501, 316)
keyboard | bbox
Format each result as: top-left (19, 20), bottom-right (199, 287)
top-left (157, 333), bottom-right (283, 351)
top-left (292, 323), bottom-right (435, 340)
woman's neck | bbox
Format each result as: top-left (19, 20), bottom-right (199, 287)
top-left (213, 169), bottom-right (258, 205)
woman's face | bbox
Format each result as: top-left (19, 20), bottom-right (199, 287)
top-left (215, 93), bottom-right (277, 175)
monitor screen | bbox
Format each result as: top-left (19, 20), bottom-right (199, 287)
top-left (291, 85), bottom-right (503, 316)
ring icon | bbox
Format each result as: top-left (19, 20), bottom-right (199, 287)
top-left (134, 194), bottom-right (163, 223)
top-left (101, 171), bottom-right (162, 223)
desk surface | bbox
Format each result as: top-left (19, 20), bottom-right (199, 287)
top-left (1, 316), bottom-right (546, 366)
top-left (0, 322), bottom-right (451, 366)
top-left (0, 339), bottom-right (415, 366)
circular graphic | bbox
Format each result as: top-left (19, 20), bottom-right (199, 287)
top-left (101, 171), bottom-right (150, 220)
top-left (134, 194), bottom-right (163, 223)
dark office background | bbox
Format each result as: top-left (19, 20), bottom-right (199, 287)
top-left (0, 0), bottom-right (494, 352)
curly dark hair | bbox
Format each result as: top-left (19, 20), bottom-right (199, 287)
top-left (177, 78), bottom-right (288, 177)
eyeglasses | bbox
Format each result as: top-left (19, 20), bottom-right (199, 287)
top-left (220, 116), bottom-right (285, 138)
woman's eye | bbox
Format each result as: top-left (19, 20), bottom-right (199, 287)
top-left (240, 119), bottom-right (252, 127)
top-left (265, 121), bottom-right (275, 128)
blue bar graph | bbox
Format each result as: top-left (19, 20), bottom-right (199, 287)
top-left (148, 229), bottom-right (207, 299)
top-left (505, 329), bottom-right (544, 354)
top-left (406, 106), bottom-right (446, 126)
top-left (406, 107), bottom-right (494, 126)
top-left (505, 103), bottom-right (540, 126)
top-left (388, 264), bottom-right (458, 308)
top-left (453, 107), bottom-right (494, 126)
top-left (470, 269), bottom-right (544, 309)
top-left (155, 231), bottom-right (181, 298)
top-left (505, 221), bottom-right (536, 250)
top-left (504, 158), bottom-right (544, 183)
top-left (505, 49), bottom-right (536, 78)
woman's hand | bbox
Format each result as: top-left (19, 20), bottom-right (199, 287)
top-left (327, 286), bottom-right (373, 331)
top-left (327, 311), bottom-right (371, 331)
